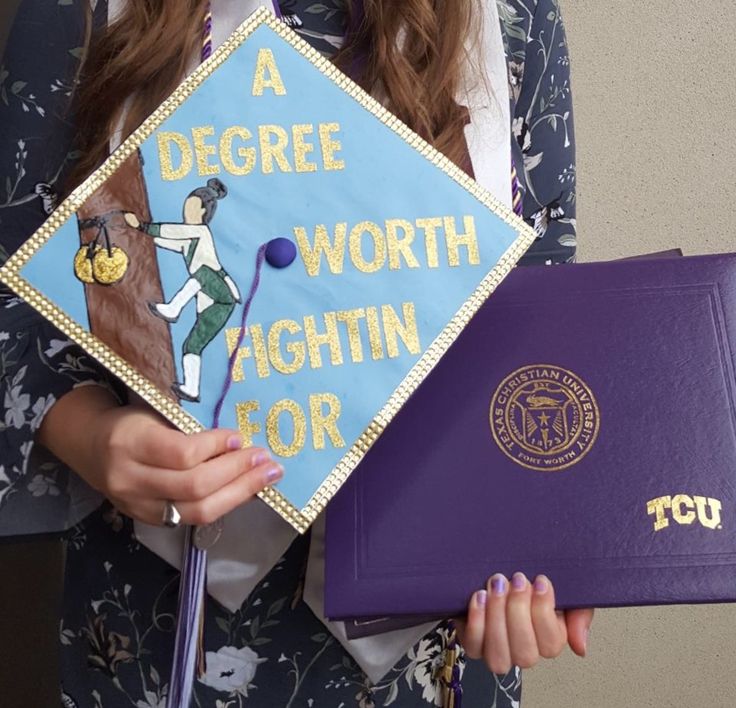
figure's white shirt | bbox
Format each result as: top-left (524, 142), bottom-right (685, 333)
top-left (156, 223), bottom-right (220, 275)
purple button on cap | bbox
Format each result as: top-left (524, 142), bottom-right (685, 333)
top-left (265, 237), bottom-right (297, 268)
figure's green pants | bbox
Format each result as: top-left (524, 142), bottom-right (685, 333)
top-left (183, 265), bottom-right (237, 356)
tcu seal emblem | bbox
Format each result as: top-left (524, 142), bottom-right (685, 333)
top-left (490, 365), bottom-right (600, 471)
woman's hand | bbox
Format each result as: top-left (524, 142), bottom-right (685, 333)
top-left (123, 212), bottom-right (141, 229)
top-left (456, 573), bottom-right (594, 674)
top-left (37, 385), bottom-right (282, 526)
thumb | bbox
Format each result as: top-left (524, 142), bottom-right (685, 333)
top-left (565, 608), bottom-right (594, 657)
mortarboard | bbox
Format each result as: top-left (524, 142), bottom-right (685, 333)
top-left (1, 8), bottom-right (534, 531)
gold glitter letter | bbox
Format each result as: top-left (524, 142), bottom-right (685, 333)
top-left (192, 126), bottom-right (220, 177)
top-left (267, 399), bottom-right (306, 458)
top-left (292, 124), bottom-right (317, 173)
top-left (416, 217), bottom-right (442, 268)
top-left (251, 48), bottom-right (287, 96)
top-left (259, 125), bottom-right (292, 174)
top-left (248, 323), bottom-right (271, 379)
top-left (336, 308), bottom-right (366, 363)
top-left (349, 221), bottom-right (386, 273)
top-left (235, 400), bottom-right (262, 447)
top-left (225, 327), bottom-right (251, 383)
top-left (220, 126), bottom-right (256, 176)
top-left (268, 319), bottom-right (306, 375)
top-left (304, 312), bottom-right (343, 369)
top-left (365, 306), bottom-right (384, 360)
top-left (309, 393), bottom-right (345, 451)
top-left (445, 215), bottom-right (480, 267)
top-left (319, 122), bottom-right (345, 171)
top-left (294, 223), bottom-right (347, 276)
top-left (381, 302), bottom-right (421, 358)
top-left (386, 219), bottom-right (420, 270)
top-left (157, 131), bottom-right (193, 181)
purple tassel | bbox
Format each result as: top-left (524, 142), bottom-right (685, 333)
top-left (442, 621), bottom-right (463, 708)
top-left (449, 660), bottom-right (463, 708)
top-left (167, 530), bottom-right (207, 708)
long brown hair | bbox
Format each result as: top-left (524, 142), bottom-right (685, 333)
top-left (69, 0), bottom-right (475, 188)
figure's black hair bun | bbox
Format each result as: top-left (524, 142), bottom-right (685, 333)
top-left (207, 178), bottom-right (228, 199)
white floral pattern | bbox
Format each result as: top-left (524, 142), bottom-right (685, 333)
top-left (199, 645), bottom-right (268, 696)
top-left (410, 631), bottom-right (459, 706)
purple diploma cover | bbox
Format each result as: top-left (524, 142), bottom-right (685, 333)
top-left (325, 253), bottom-right (736, 618)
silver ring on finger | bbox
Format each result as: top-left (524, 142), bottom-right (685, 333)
top-left (162, 500), bottom-right (182, 528)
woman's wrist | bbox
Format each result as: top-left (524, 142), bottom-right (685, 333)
top-left (36, 384), bottom-right (122, 475)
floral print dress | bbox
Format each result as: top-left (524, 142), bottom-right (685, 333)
top-left (0, 1), bottom-right (576, 706)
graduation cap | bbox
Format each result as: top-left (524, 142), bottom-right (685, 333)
top-left (1, 8), bottom-right (534, 533)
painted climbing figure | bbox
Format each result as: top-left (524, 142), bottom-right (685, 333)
top-left (124, 178), bottom-right (241, 402)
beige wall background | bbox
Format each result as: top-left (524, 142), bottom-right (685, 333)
top-left (524, 2), bottom-right (736, 707)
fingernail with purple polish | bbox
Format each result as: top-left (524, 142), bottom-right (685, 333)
top-left (252, 449), bottom-right (270, 466)
top-left (533, 576), bottom-right (548, 595)
top-left (512, 573), bottom-right (527, 591)
top-left (476, 590), bottom-right (488, 607)
top-left (491, 575), bottom-right (507, 596)
top-left (227, 435), bottom-right (243, 451)
top-left (266, 464), bottom-right (283, 483)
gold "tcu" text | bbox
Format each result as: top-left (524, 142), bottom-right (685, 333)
top-left (646, 495), bottom-right (722, 532)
